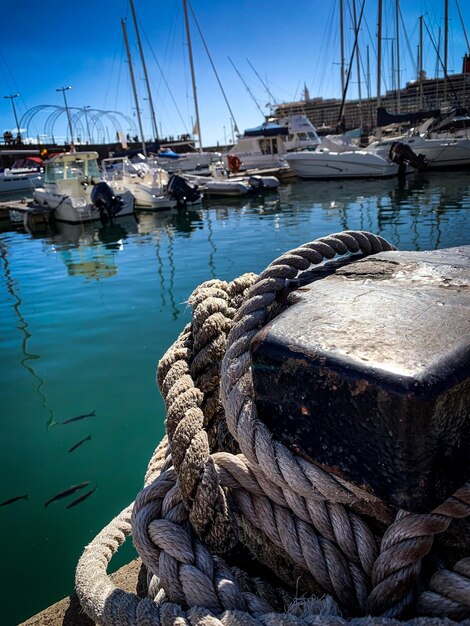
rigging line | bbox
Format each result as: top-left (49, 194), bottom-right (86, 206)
top-left (317, 0), bottom-right (337, 98)
top-left (187, 0), bottom-right (239, 132)
top-left (140, 25), bottom-right (189, 134)
top-left (103, 24), bottom-right (122, 110)
top-left (423, 17), bottom-right (461, 106)
top-left (399, 7), bottom-right (418, 79)
top-left (228, 56), bottom-right (265, 118)
top-left (246, 58), bottom-right (278, 105)
top-left (455, 0), bottom-right (470, 53)
top-left (337, 0), bottom-right (366, 127)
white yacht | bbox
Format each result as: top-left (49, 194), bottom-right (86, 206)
top-left (0, 156), bottom-right (44, 194)
top-left (368, 109), bottom-right (470, 169)
top-left (33, 151), bottom-right (134, 223)
top-left (226, 115), bottom-right (321, 171)
top-left (285, 148), bottom-right (400, 180)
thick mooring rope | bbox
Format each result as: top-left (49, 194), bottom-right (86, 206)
top-left (76, 230), bottom-right (470, 625)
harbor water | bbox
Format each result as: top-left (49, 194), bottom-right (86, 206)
top-left (1, 172), bottom-right (470, 625)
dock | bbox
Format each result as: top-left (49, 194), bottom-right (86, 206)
top-left (0, 198), bottom-right (55, 231)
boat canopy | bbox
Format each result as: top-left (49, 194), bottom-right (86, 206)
top-left (158, 149), bottom-right (180, 159)
top-left (376, 107), bottom-right (441, 127)
top-left (244, 123), bottom-right (289, 138)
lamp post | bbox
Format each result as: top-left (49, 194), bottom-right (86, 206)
top-left (83, 105), bottom-right (92, 144)
top-left (56, 86), bottom-right (74, 145)
top-left (4, 94), bottom-right (21, 143)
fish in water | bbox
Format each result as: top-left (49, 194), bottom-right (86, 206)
top-left (0, 495), bottom-right (28, 507)
top-left (62, 410), bottom-right (96, 425)
top-left (46, 416), bottom-right (58, 430)
top-left (66, 486), bottom-right (97, 509)
top-left (44, 482), bottom-right (90, 507)
top-left (68, 435), bottom-right (92, 453)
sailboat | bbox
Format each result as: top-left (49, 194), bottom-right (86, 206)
top-left (124, 0), bottom-right (222, 176)
top-left (285, 0), bottom-right (402, 180)
top-left (367, 2), bottom-right (470, 170)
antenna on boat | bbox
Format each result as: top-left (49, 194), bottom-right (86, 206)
top-left (228, 57), bottom-right (265, 119)
top-left (245, 58), bottom-right (278, 107)
top-left (183, 0), bottom-right (203, 153)
top-left (129, 0), bottom-right (159, 144)
top-left (121, 18), bottom-right (147, 156)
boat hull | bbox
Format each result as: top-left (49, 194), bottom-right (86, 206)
top-left (0, 172), bottom-right (44, 193)
top-left (285, 151), bottom-right (399, 179)
top-left (409, 138), bottom-right (470, 168)
top-left (33, 189), bottom-right (134, 223)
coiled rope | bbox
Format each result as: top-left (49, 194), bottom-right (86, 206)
top-left (76, 230), bottom-right (470, 625)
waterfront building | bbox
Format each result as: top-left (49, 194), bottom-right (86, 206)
top-left (274, 55), bottom-right (470, 133)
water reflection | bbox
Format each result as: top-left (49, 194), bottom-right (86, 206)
top-left (0, 240), bottom-right (55, 427)
top-left (48, 216), bottom-right (138, 280)
top-left (135, 208), bottom-right (203, 236)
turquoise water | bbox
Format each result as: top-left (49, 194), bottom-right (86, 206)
top-left (1, 172), bottom-right (470, 625)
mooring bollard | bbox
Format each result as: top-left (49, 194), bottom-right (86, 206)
top-left (251, 246), bottom-right (470, 512)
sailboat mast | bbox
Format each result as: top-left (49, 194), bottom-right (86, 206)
top-left (419, 15), bottom-right (424, 109)
top-left (353, 0), bottom-right (363, 127)
top-left (121, 18), bottom-right (147, 156)
top-left (396, 0), bottom-right (401, 113)
top-left (340, 0), bottom-right (345, 94)
top-left (183, 0), bottom-right (203, 153)
top-left (377, 0), bottom-right (382, 137)
top-left (129, 0), bottom-right (159, 142)
top-left (444, 0), bottom-right (449, 101)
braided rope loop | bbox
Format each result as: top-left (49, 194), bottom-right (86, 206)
top-left (75, 230), bottom-right (470, 625)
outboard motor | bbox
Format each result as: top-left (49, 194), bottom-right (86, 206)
top-left (389, 141), bottom-right (427, 172)
top-left (248, 176), bottom-right (265, 190)
top-left (91, 182), bottom-right (125, 222)
top-left (167, 174), bottom-right (201, 208)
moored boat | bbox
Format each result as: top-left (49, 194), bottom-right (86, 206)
top-left (0, 156), bottom-right (44, 194)
top-left (33, 151), bottom-right (134, 223)
top-left (285, 148), bottom-right (400, 179)
top-left (226, 114), bottom-right (321, 171)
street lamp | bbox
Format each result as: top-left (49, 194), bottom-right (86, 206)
top-left (56, 86), bottom-right (74, 145)
top-left (83, 105), bottom-right (92, 144)
top-left (4, 94), bottom-right (21, 143)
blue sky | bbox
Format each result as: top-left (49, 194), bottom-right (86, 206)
top-left (1, 0), bottom-right (469, 147)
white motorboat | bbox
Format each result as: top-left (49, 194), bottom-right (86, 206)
top-left (101, 156), bottom-right (177, 210)
top-left (226, 115), bottom-right (321, 171)
top-left (33, 151), bottom-right (134, 223)
top-left (285, 147), bottom-right (400, 180)
top-left (185, 165), bottom-right (280, 197)
top-left (153, 149), bottom-right (223, 174)
top-left (0, 156), bottom-right (44, 194)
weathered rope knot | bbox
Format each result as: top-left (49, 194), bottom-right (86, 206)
top-left (76, 230), bottom-right (470, 626)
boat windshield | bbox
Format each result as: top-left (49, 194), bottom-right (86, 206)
top-left (45, 162), bottom-right (65, 183)
top-left (45, 157), bottom-right (100, 183)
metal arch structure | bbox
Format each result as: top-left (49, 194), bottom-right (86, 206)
top-left (19, 105), bottom-right (139, 144)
